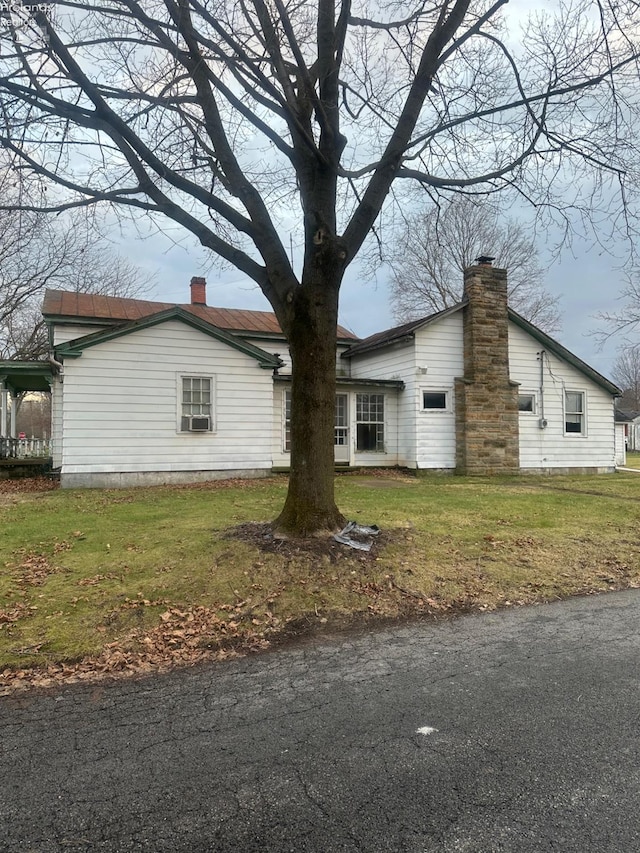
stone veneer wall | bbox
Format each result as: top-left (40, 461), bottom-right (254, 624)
top-left (455, 264), bottom-right (520, 475)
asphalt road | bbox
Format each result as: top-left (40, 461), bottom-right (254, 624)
top-left (2, 590), bottom-right (640, 853)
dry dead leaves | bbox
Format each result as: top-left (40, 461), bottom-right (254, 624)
top-left (0, 476), bottom-right (58, 495)
top-left (0, 593), bottom-right (292, 695)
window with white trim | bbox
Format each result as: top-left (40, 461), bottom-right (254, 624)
top-left (518, 393), bottom-right (536, 413)
top-left (180, 376), bottom-right (213, 432)
top-left (422, 390), bottom-right (448, 411)
top-left (565, 390), bottom-right (585, 434)
top-left (356, 393), bottom-right (385, 451)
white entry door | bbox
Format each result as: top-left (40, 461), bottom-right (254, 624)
top-left (335, 394), bottom-right (350, 463)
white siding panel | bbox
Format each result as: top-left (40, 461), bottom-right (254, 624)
top-left (349, 313), bottom-right (464, 469)
top-left (238, 335), bottom-right (292, 372)
top-left (54, 324), bottom-right (111, 345)
top-left (60, 320), bottom-right (274, 474)
top-left (414, 313), bottom-right (464, 469)
top-left (51, 377), bottom-right (63, 468)
top-left (349, 341), bottom-right (415, 467)
top-left (352, 389), bottom-right (399, 467)
top-left (509, 322), bottom-right (616, 470)
top-left (271, 385), bottom-right (290, 468)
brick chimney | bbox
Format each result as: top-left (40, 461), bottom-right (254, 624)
top-left (190, 276), bottom-right (207, 305)
top-left (454, 261), bottom-right (519, 475)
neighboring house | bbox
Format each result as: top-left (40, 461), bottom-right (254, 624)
top-left (14, 262), bottom-right (620, 487)
top-left (631, 415), bottom-right (640, 452)
top-left (616, 409), bottom-right (640, 452)
top-left (614, 408), bottom-right (631, 467)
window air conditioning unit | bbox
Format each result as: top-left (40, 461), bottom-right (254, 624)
top-left (189, 416), bottom-right (211, 432)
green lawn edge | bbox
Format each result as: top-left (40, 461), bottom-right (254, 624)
top-left (2, 470), bottom-right (640, 691)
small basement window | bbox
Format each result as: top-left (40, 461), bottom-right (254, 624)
top-left (422, 391), bottom-right (447, 410)
top-left (518, 393), bottom-right (535, 413)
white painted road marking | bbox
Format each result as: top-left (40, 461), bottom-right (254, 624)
top-left (416, 726), bottom-right (438, 735)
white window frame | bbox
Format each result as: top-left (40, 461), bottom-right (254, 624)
top-left (177, 374), bottom-right (215, 433)
top-left (518, 392), bottom-right (537, 414)
top-left (283, 389), bottom-right (291, 452)
top-left (421, 389), bottom-right (449, 412)
top-left (564, 389), bottom-right (586, 436)
top-left (356, 393), bottom-right (385, 452)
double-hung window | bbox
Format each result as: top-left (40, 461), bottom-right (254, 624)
top-left (180, 376), bottom-right (213, 432)
top-left (356, 393), bottom-right (385, 451)
top-left (565, 390), bottom-right (585, 434)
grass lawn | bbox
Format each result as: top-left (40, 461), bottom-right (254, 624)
top-left (625, 450), bottom-right (640, 468)
top-left (2, 469), bottom-right (640, 691)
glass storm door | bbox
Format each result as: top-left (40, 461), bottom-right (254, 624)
top-left (335, 394), bottom-right (350, 463)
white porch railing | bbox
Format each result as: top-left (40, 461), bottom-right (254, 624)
top-left (0, 437), bottom-right (52, 459)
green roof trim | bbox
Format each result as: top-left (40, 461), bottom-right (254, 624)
top-left (343, 300), bottom-right (620, 397)
top-left (54, 307), bottom-right (283, 369)
top-left (0, 361), bottom-right (54, 393)
top-left (273, 374), bottom-right (405, 390)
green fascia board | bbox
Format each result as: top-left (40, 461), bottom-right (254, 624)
top-left (54, 307), bottom-right (282, 369)
top-left (507, 309), bottom-right (621, 397)
top-left (274, 374), bottom-right (405, 390)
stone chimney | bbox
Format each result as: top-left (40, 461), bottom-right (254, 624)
top-left (190, 276), bottom-right (207, 305)
top-left (454, 260), bottom-right (519, 475)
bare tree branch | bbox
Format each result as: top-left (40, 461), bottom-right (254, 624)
top-left (387, 196), bottom-right (562, 334)
top-left (1, 0), bottom-right (639, 531)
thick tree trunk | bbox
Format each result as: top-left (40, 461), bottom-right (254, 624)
top-left (273, 274), bottom-right (345, 536)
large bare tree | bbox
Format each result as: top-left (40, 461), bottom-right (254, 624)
top-left (598, 273), bottom-right (640, 340)
top-left (612, 346), bottom-right (640, 411)
top-left (1, 0), bottom-right (639, 533)
top-left (387, 197), bottom-right (562, 333)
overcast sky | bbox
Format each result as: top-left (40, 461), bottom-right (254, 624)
top-left (113, 221), bottom-right (628, 385)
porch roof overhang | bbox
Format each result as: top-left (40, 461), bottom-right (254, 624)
top-left (273, 375), bottom-right (405, 391)
top-left (0, 361), bottom-right (53, 394)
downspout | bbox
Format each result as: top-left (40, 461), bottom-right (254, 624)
top-left (48, 354), bottom-right (64, 382)
top-left (538, 351), bottom-right (547, 429)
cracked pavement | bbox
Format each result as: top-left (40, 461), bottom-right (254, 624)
top-left (2, 590), bottom-right (640, 852)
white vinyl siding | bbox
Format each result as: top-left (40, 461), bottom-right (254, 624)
top-left (414, 312), bottom-right (463, 469)
top-left (51, 376), bottom-right (63, 468)
top-left (508, 323), bottom-right (615, 471)
top-left (53, 323), bottom-right (112, 345)
top-left (58, 319), bottom-right (273, 475)
top-left (348, 340), bottom-right (414, 467)
top-left (348, 311), bottom-right (463, 470)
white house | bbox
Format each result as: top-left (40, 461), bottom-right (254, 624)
top-left (20, 263), bottom-right (621, 487)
